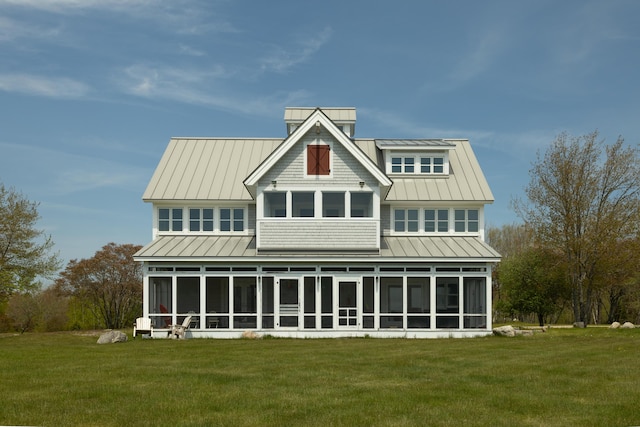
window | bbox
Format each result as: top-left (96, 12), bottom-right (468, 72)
top-left (425, 209), bottom-right (449, 232)
top-left (158, 208), bottom-right (183, 232)
top-left (189, 208), bottom-right (214, 231)
top-left (420, 156), bottom-right (445, 174)
top-left (292, 192), bottom-right (314, 217)
top-left (454, 209), bottom-right (479, 233)
top-left (394, 209), bottom-right (419, 232)
top-left (391, 156), bottom-right (414, 173)
top-left (307, 144), bottom-right (330, 175)
top-left (436, 277), bottom-right (459, 328)
top-left (323, 192), bottom-right (345, 217)
top-left (220, 208), bottom-right (244, 232)
top-left (351, 192), bottom-right (373, 217)
top-left (390, 153), bottom-right (447, 175)
top-left (264, 193), bottom-right (286, 217)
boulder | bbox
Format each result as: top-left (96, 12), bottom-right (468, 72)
top-left (241, 330), bottom-right (260, 339)
top-left (97, 330), bottom-right (128, 344)
top-left (493, 325), bottom-right (516, 337)
top-left (621, 322), bottom-right (635, 329)
top-left (573, 322), bottom-right (586, 328)
top-left (515, 329), bottom-right (534, 337)
top-left (609, 321), bottom-right (621, 329)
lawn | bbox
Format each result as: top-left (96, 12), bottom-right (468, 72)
top-left (1, 328), bottom-right (639, 426)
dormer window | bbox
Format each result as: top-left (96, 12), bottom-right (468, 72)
top-left (389, 152), bottom-right (447, 175)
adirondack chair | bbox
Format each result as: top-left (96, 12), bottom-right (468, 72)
top-left (133, 317), bottom-right (153, 338)
top-left (169, 315), bottom-right (192, 339)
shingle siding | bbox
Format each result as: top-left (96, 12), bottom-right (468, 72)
top-left (259, 220), bottom-right (378, 250)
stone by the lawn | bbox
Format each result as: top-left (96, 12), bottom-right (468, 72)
top-left (97, 330), bottom-right (128, 344)
top-left (492, 325), bottom-right (516, 337)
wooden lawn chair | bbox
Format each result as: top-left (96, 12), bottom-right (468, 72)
top-left (133, 317), bottom-right (153, 339)
top-left (169, 315), bottom-right (192, 339)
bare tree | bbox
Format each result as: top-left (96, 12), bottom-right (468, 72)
top-left (54, 243), bottom-right (143, 329)
top-left (513, 131), bottom-right (640, 325)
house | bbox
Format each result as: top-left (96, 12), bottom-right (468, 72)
top-left (134, 107), bottom-right (500, 338)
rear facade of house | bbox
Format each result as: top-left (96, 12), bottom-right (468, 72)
top-left (134, 107), bottom-right (500, 338)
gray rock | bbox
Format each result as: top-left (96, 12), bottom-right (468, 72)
top-left (493, 325), bottom-right (516, 337)
top-left (621, 322), bottom-right (635, 329)
top-left (97, 330), bottom-right (128, 344)
top-left (610, 321), bottom-right (621, 329)
top-left (573, 322), bottom-right (586, 328)
top-left (515, 329), bottom-right (534, 336)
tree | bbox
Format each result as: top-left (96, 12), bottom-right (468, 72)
top-left (498, 247), bottom-right (569, 326)
top-left (53, 243), bottom-right (143, 329)
top-left (0, 183), bottom-right (61, 304)
top-left (514, 131), bottom-right (640, 325)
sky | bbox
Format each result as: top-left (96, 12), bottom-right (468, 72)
top-left (1, 0), bottom-right (639, 269)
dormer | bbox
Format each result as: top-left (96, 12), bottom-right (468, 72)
top-left (285, 107), bottom-right (356, 137)
top-left (376, 139), bottom-right (456, 176)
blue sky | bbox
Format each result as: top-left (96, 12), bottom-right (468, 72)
top-left (1, 0), bottom-right (639, 268)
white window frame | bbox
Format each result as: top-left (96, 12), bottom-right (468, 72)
top-left (387, 151), bottom-right (449, 175)
top-left (390, 207), bottom-right (482, 235)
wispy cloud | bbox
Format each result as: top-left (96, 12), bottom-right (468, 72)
top-left (0, 74), bottom-right (89, 98)
top-left (260, 26), bottom-right (333, 73)
top-left (115, 63), bottom-right (311, 116)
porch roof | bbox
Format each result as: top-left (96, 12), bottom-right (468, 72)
top-left (134, 235), bottom-right (500, 262)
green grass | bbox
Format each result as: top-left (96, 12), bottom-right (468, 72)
top-left (1, 328), bottom-right (639, 426)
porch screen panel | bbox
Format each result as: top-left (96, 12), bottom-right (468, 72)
top-left (463, 277), bottom-right (487, 329)
top-left (380, 277), bottom-right (403, 329)
top-left (320, 277), bottom-right (333, 329)
top-left (149, 277), bottom-right (171, 328)
top-left (304, 276), bottom-right (316, 329)
top-left (262, 277), bottom-right (274, 329)
top-left (233, 277), bottom-right (257, 329)
top-left (177, 277), bottom-right (200, 314)
top-left (436, 277), bottom-right (459, 328)
top-left (362, 277), bottom-right (374, 329)
top-left (407, 277), bottom-right (430, 329)
top-left (206, 277), bottom-right (229, 328)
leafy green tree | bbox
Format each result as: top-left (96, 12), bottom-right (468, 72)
top-left (514, 131), bottom-right (640, 325)
top-left (0, 183), bottom-right (61, 304)
top-left (53, 243), bottom-right (142, 329)
top-left (498, 247), bottom-right (569, 326)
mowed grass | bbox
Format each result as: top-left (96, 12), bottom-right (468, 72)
top-left (1, 328), bottom-right (639, 426)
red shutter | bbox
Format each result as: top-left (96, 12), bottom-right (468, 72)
top-left (307, 144), bottom-right (330, 175)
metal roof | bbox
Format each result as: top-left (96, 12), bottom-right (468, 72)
top-left (375, 139), bottom-right (456, 149)
top-left (134, 235), bottom-right (500, 261)
top-left (284, 107), bottom-right (356, 123)
top-left (142, 138), bottom-right (283, 201)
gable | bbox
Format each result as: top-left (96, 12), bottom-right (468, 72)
top-left (244, 108), bottom-right (392, 197)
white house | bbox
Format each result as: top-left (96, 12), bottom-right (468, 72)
top-left (134, 107), bottom-right (500, 338)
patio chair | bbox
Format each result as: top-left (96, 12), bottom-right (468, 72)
top-left (169, 315), bottom-right (192, 339)
top-left (133, 317), bottom-right (153, 339)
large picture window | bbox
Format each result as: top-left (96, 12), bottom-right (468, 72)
top-left (323, 192), bottom-right (345, 217)
top-left (351, 192), bottom-right (373, 217)
top-left (292, 192), bottom-right (315, 217)
top-left (264, 193), bottom-right (286, 217)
